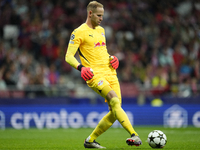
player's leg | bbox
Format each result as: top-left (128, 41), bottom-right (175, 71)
top-left (84, 111), bottom-right (115, 149)
top-left (87, 84), bottom-right (141, 146)
top-left (86, 77), bottom-right (125, 143)
top-left (84, 77), bottom-right (116, 148)
top-left (106, 90), bottom-right (139, 136)
top-left (85, 111), bottom-right (116, 142)
top-left (107, 91), bottom-right (142, 146)
top-left (106, 76), bottom-right (142, 146)
top-left (106, 76), bottom-right (139, 137)
top-left (85, 76), bottom-right (141, 147)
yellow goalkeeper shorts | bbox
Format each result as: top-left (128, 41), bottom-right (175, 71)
top-left (86, 73), bottom-right (121, 103)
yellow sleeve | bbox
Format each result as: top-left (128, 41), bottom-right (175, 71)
top-left (65, 28), bottom-right (83, 69)
top-left (65, 46), bottom-right (80, 69)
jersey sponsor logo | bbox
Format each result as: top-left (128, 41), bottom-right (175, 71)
top-left (101, 32), bottom-right (105, 37)
top-left (98, 80), bottom-right (103, 86)
top-left (94, 41), bottom-right (106, 48)
top-left (70, 34), bottom-right (75, 40)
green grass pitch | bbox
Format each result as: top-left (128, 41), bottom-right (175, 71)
top-left (0, 126), bottom-right (200, 150)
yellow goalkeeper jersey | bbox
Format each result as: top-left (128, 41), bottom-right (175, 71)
top-left (66, 23), bottom-right (116, 75)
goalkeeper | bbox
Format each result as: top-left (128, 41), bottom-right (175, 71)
top-left (65, 1), bottom-right (142, 149)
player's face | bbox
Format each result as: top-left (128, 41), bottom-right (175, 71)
top-left (90, 7), bottom-right (104, 27)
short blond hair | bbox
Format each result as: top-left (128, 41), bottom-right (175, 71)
top-left (87, 1), bottom-right (103, 13)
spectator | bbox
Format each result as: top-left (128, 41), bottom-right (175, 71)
top-left (0, 65), bottom-right (7, 90)
top-left (172, 43), bottom-right (185, 69)
top-left (3, 69), bottom-right (16, 87)
top-left (178, 78), bottom-right (192, 97)
top-left (47, 63), bottom-right (59, 85)
top-left (159, 45), bottom-right (174, 67)
top-left (17, 67), bottom-right (31, 89)
top-left (151, 66), bottom-right (169, 96)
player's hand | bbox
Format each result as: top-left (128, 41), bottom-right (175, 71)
top-left (81, 67), bottom-right (94, 81)
top-left (110, 56), bottom-right (119, 70)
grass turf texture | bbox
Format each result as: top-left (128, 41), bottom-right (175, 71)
top-left (0, 126), bottom-right (199, 150)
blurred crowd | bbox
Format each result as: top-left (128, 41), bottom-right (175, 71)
top-left (0, 0), bottom-right (200, 98)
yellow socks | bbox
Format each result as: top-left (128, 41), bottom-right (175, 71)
top-left (87, 111), bottom-right (116, 142)
top-left (109, 97), bottom-right (138, 136)
top-left (86, 97), bottom-right (138, 142)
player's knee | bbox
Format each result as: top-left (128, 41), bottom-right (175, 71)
top-left (110, 97), bottom-right (120, 109)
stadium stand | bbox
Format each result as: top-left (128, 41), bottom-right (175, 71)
top-left (0, 0), bottom-right (199, 101)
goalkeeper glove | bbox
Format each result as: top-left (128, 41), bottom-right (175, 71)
top-left (77, 64), bottom-right (94, 81)
top-left (110, 56), bottom-right (119, 70)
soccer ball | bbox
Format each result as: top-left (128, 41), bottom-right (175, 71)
top-left (147, 130), bottom-right (167, 148)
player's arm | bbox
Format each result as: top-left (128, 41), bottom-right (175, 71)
top-left (65, 46), bottom-right (94, 81)
top-left (65, 46), bottom-right (80, 69)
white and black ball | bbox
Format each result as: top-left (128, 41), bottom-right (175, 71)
top-left (147, 130), bottom-right (167, 148)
